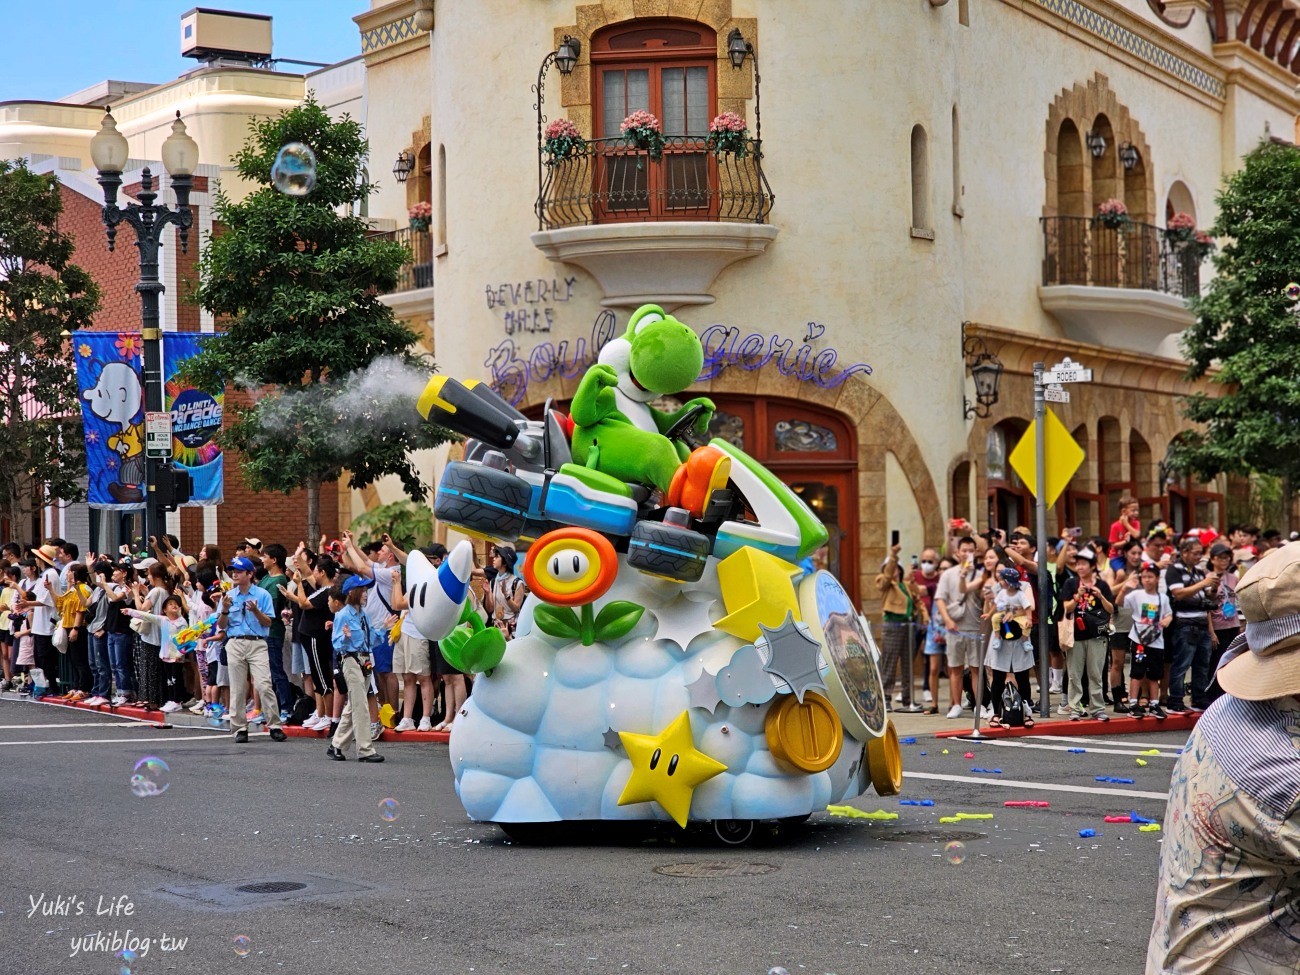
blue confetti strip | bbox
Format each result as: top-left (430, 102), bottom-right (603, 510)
top-left (1095, 776), bottom-right (1135, 784)
top-left (1067, 748), bottom-right (1086, 753)
top-left (1130, 811), bottom-right (1158, 824)
top-left (900, 737), bottom-right (917, 744)
top-left (899, 799), bottom-right (935, 806)
top-left (971, 767), bottom-right (1003, 774)
top-left (1078, 829), bottom-right (1098, 838)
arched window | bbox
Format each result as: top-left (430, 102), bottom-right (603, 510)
top-left (951, 105), bottom-right (963, 217)
top-left (910, 124), bottom-right (931, 234)
top-left (1165, 179), bottom-right (1195, 226)
top-left (414, 143), bottom-right (432, 210)
top-left (950, 460), bottom-right (972, 523)
top-left (437, 144), bottom-right (447, 248)
top-left (591, 19), bottom-right (717, 220)
top-left (1056, 119), bottom-right (1085, 217)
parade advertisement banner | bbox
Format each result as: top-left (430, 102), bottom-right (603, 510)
top-left (74, 331), bottom-right (223, 510)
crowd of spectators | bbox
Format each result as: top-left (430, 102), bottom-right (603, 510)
top-left (0, 532), bottom-right (529, 753)
top-left (873, 503), bottom-right (1284, 725)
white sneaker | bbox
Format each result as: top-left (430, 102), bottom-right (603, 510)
top-left (946, 704), bottom-right (964, 719)
top-left (160, 701), bottom-right (182, 713)
top-left (417, 717), bottom-right (433, 732)
top-left (370, 722), bottom-right (384, 741)
top-left (83, 696), bottom-right (107, 707)
top-left (922, 689), bottom-right (933, 704)
top-left (395, 717), bottom-right (416, 732)
top-left (305, 715), bottom-right (328, 731)
top-left (892, 692), bottom-right (903, 704)
top-left (980, 705), bottom-right (993, 720)
top-left (188, 701), bottom-right (206, 714)
top-left (1056, 703), bottom-right (1073, 715)
top-left (111, 695), bottom-right (127, 706)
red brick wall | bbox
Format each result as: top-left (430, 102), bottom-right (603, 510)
top-left (58, 182), bottom-right (339, 553)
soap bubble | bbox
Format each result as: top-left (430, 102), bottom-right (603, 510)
top-left (130, 756), bottom-right (169, 797)
top-left (379, 797), bottom-right (400, 822)
top-left (945, 840), bottom-right (967, 864)
top-left (234, 934), bottom-right (252, 956)
top-left (271, 142), bottom-right (317, 196)
top-left (1286, 282), bottom-right (1300, 302)
top-left (117, 948), bottom-right (138, 975)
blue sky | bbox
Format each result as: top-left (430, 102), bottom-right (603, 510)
top-left (0, 0), bottom-right (366, 103)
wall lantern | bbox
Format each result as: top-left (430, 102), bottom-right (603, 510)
top-left (555, 35), bottom-right (581, 75)
top-left (962, 322), bottom-right (1004, 420)
top-left (1086, 129), bottom-right (1107, 158)
top-left (392, 149), bottom-right (414, 183)
top-left (727, 27), bottom-right (754, 69)
top-left (1119, 142), bottom-right (1139, 170)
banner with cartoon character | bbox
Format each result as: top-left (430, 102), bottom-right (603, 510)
top-left (74, 331), bottom-right (223, 509)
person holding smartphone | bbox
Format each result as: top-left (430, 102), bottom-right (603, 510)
top-left (1061, 547), bottom-right (1114, 721)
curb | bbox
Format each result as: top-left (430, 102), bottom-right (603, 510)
top-left (934, 712), bottom-right (1199, 739)
top-left (2, 692), bottom-right (451, 743)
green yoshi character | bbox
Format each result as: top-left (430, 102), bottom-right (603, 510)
top-left (570, 304), bottom-right (731, 516)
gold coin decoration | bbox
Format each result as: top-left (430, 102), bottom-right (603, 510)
top-left (764, 690), bottom-right (843, 773)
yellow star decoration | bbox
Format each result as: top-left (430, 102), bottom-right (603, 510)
top-left (714, 547), bottom-right (803, 641)
top-left (617, 710), bottom-right (727, 828)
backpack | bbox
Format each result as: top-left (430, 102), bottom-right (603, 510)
top-left (1001, 682), bottom-right (1025, 727)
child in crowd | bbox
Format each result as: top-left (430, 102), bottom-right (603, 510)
top-left (0, 565), bottom-right (19, 691)
top-left (1123, 562), bottom-right (1172, 720)
top-left (124, 595), bottom-right (191, 713)
top-left (11, 612), bottom-right (33, 693)
top-left (326, 577), bottom-right (383, 763)
top-left (196, 586), bottom-right (228, 719)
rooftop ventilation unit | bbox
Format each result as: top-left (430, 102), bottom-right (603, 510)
top-left (180, 8), bottom-right (272, 66)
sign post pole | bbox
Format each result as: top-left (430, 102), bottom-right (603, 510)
top-left (1034, 362), bottom-right (1051, 720)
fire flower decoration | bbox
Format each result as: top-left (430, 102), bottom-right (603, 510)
top-left (524, 528), bottom-right (645, 646)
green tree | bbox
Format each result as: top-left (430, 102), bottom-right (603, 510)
top-left (0, 161), bottom-right (99, 541)
top-left (179, 96), bottom-right (450, 540)
top-left (1174, 140), bottom-right (1300, 514)
top-left (349, 499), bottom-right (433, 553)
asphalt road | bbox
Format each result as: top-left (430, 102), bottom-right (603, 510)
top-left (0, 697), bottom-right (1184, 975)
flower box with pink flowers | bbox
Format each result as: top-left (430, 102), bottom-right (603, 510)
top-left (705, 112), bottom-right (748, 158)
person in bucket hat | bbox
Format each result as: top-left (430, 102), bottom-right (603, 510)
top-left (1147, 545), bottom-right (1300, 974)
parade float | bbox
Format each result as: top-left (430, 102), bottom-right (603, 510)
top-left (402, 304), bottom-right (902, 844)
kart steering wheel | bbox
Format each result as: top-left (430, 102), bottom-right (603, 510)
top-left (663, 402), bottom-right (710, 448)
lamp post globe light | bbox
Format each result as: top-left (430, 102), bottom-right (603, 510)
top-left (90, 107), bottom-right (196, 548)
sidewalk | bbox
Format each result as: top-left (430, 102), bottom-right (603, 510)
top-left (0, 690), bottom-right (452, 743)
top-left (884, 696), bottom-right (1199, 740)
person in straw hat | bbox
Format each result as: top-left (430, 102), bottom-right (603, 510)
top-left (1147, 544), bottom-right (1300, 974)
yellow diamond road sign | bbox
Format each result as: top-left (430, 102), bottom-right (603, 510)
top-left (1008, 409), bottom-right (1084, 507)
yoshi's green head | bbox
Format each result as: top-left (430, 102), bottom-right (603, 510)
top-left (596, 304), bottom-right (704, 404)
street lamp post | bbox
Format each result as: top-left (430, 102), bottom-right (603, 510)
top-left (532, 35), bottom-right (581, 231)
top-left (90, 108), bottom-right (198, 548)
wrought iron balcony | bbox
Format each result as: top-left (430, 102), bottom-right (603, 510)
top-left (370, 226), bottom-right (433, 293)
top-left (536, 136), bottom-right (774, 230)
top-left (1040, 216), bottom-right (1204, 297)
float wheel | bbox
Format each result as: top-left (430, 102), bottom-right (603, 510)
top-left (865, 721), bottom-right (903, 797)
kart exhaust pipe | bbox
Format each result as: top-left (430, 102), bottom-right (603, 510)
top-left (417, 376), bottom-right (521, 450)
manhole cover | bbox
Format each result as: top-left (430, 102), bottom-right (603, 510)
top-left (871, 829), bottom-right (985, 844)
top-left (653, 862), bottom-right (779, 878)
top-left (236, 881), bottom-right (307, 894)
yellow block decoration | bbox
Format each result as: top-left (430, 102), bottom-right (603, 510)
top-left (617, 711), bottom-right (727, 828)
top-left (714, 548), bottom-right (802, 641)
top-left (827, 805), bottom-right (898, 820)
top-left (764, 691), bottom-right (843, 773)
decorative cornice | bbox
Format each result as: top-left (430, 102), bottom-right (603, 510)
top-left (355, 0), bottom-right (429, 65)
top-left (1212, 40), bottom-right (1300, 111)
top-left (1005, 0), bottom-right (1228, 104)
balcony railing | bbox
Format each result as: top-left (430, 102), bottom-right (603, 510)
top-left (536, 136), bottom-right (774, 230)
top-left (370, 226), bottom-right (433, 292)
top-left (1041, 216), bottom-right (1203, 297)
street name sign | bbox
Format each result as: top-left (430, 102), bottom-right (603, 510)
top-left (1041, 356), bottom-right (1092, 385)
top-left (1008, 408), bottom-right (1084, 506)
top-left (1044, 383), bottom-right (1069, 404)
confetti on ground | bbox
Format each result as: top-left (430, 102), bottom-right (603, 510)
top-left (1003, 801), bottom-right (1051, 808)
top-left (1139, 823), bottom-right (1161, 832)
top-left (1130, 812), bottom-right (1158, 824)
top-left (1104, 815), bottom-right (1133, 823)
top-left (900, 737), bottom-right (917, 744)
top-left (919, 751), bottom-right (927, 756)
top-left (899, 799), bottom-right (935, 807)
top-left (963, 752), bottom-right (975, 759)
top-left (939, 812), bottom-right (994, 823)
top-left (1095, 776), bottom-right (1135, 784)
top-left (1136, 759), bottom-right (1148, 766)
top-left (1138, 749), bottom-right (1161, 755)
top-left (941, 749), bottom-right (950, 755)
top-left (827, 805), bottom-right (899, 821)
top-left (971, 768), bottom-right (1003, 774)
top-left (1067, 748), bottom-right (1086, 754)
top-left (1078, 829), bottom-right (1098, 838)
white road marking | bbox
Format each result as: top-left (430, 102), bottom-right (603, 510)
top-left (1026, 734), bottom-right (1187, 751)
top-left (0, 723), bottom-right (148, 730)
top-left (905, 770), bottom-right (1169, 801)
top-left (0, 734), bottom-right (228, 746)
top-left (981, 739), bottom-right (1181, 759)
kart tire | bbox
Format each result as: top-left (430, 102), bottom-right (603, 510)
top-left (627, 519), bottom-right (710, 582)
top-left (435, 461), bottom-right (529, 541)
top-left (713, 819), bottom-right (756, 846)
